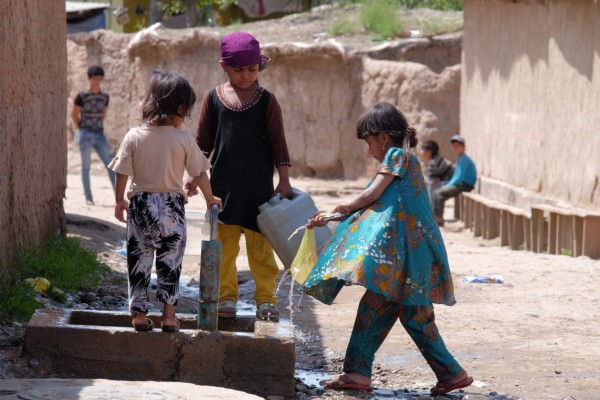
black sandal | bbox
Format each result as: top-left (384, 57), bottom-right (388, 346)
top-left (132, 317), bottom-right (154, 332)
top-left (161, 318), bottom-right (180, 333)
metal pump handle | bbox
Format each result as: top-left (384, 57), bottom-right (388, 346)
top-left (209, 203), bottom-right (218, 241)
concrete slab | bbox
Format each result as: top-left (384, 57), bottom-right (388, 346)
top-left (24, 309), bottom-right (295, 397)
top-left (0, 378), bottom-right (262, 399)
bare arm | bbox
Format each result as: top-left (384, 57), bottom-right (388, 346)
top-left (114, 173), bottom-right (129, 223)
top-left (275, 164), bottom-right (292, 199)
top-left (72, 105), bottom-right (81, 129)
top-left (193, 172), bottom-right (222, 209)
top-left (307, 173), bottom-right (394, 228)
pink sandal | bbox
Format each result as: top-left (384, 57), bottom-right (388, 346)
top-left (430, 375), bottom-right (474, 396)
top-left (325, 375), bottom-right (373, 391)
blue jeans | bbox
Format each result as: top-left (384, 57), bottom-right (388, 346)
top-left (76, 128), bottom-right (116, 202)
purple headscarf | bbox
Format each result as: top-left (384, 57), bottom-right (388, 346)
top-left (220, 32), bottom-right (270, 68)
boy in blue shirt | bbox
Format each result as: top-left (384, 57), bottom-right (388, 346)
top-left (432, 135), bottom-right (477, 226)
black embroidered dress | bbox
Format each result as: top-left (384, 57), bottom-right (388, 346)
top-left (198, 86), bottom-right (289, 232)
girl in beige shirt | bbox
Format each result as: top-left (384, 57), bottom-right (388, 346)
top-left (109, 72), bottom-right (221, 333)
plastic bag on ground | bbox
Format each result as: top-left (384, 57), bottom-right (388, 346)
top-left (463, 275), bottom-right (504, 283)
top-left (290, 228), bottom-right (318, 285)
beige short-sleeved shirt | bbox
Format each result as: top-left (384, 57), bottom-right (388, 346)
top-left (109, 125), bottom-right (210, 202)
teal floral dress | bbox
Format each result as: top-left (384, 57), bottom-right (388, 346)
top-left (302, 147), bottom-right (456, 306)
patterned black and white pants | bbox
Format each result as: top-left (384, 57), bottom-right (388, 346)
top-left (126, 192), bottom-right (186, 316)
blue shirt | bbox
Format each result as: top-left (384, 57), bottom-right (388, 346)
top-left (447, 153), bottom-right (477, 187)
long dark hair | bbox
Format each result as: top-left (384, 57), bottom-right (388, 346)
top-left (142, 72), bottom-right (196, 126)
top-left (356, 102), bottom-right (418, 151)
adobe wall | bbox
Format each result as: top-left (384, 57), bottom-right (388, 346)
top-left (66, 28), bottom-right (460, 180)
top-left (462, 0), bottom-right (600, 210)
top-left (0, 1), bottom-right (67, 283)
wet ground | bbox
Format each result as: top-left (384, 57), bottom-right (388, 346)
top-left (0, 244), bottom-right (515, 400)
top-left (235, 271), bottom-right (516, 400)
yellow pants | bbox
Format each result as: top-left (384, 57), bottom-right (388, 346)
top-left (217, 224), bottom-right (279, 305)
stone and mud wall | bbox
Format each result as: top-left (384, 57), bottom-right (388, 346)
top-left (66, 28), bottom-right (461, 180)
top-left (0, 1), bottom-right (67, 283)
top-left (462, 0), bottom-right (600, 211)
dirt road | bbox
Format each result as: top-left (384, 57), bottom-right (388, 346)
top-left (60, 148), bottom-right (600, 400)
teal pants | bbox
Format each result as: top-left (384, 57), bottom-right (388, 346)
top-left (344, 290), bottom-right (463, 381)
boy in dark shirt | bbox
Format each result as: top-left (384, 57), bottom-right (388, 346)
top-left (420, 140), bottom-right (454, 211)
top-left (71, 65), bottom-right (115, 206)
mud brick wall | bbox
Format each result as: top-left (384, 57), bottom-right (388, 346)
top-left (0, 1), bottom-right (67, 283)
top-left (462, 0), bottom-right (600, 210)
top-left (66, 29), bottom-right (461, 180)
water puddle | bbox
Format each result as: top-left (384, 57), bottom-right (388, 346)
top-left (177, 274), bottom-right (256, 316)
top-left (296, 368), bottom-right (330, 388)
top-left (178, 264), bottom-right (334, 393)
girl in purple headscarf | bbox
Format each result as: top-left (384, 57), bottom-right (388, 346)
top-left (188, 32), bottom-right (291, 321)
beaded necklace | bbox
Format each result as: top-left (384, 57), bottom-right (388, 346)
top-left (217, 83), bottom-right (264, 112)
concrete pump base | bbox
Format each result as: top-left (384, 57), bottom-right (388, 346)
top-left (24, 309), bottom-right (295, 397)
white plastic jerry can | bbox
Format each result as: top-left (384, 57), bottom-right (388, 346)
top-left (257, 188), bottom-right (332, 270)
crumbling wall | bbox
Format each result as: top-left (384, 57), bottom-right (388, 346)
top-left (0, 0), bottom-right (67, 283)
top-left (66, 27), bottom-right (461, 180)
top-left (360, 59), bottom-right (461, 168)
top-left (363, 33), bottom-right (462, 74)
top-left (462, 0), bottom-right (600, 210)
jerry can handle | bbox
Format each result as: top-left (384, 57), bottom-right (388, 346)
top-left (268, 193), bottom-right (283, 206)
top-left (267, 188), bottom-right (303, 206)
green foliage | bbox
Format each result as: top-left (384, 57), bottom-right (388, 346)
top-left (398, 0), bottom-right (463, 11)
top-left (0, 284), bottom-right (43, 321)
top-left (160, 0), bottom-right (236, 17)
top-left (17, 236), bottom-right (107, 291)
top-left (561, 248), bottom-right (572, 257)
top-left (329, 16), bottom-right (360, 36)
top-left (161, 0), bottom-right (188, 16)
top-left (329, 0), bottom-right (362, 4)
top-left (360, 0), bottom-right (403, 39)
top-left (0, 235), bottom-right (109, 322)
top-left (414, 16), bottom-right (462, 36)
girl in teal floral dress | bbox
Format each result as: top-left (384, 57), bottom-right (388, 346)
top-left (303, 102), bottom-right (473, 396)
